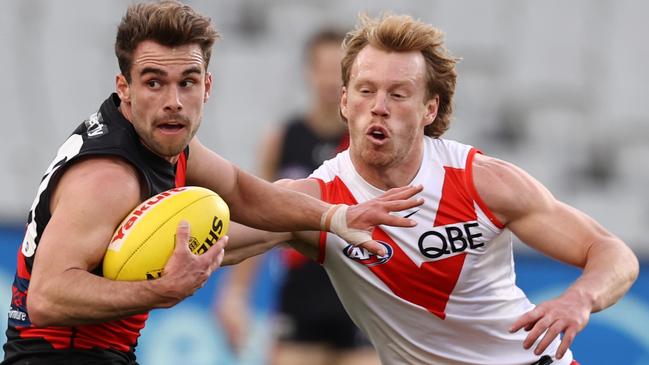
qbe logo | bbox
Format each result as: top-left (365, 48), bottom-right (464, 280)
top-left (418, 221), bottom-right (484, 259)
top-left (343, 241), bottom-right (393, 267)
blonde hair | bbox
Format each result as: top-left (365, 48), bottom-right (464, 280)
top-left (341, 14), bottom-right (458, 137)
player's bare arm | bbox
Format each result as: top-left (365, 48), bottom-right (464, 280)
top-left (187, 137), bottom-right (328, 231)
top-left (28, 157), bottom-right (226, 326)
top-left (222, 223), bottom-right (292, 266)
top-left (221, 177), bottom-right (425, 264)
top-left (221, 178), bottom-right (325, 265)
top-left (186, 137), bottom-right (423, 252)
top-left (472, 153), bottom-right (639, 359)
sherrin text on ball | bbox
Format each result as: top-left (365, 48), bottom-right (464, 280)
top-left (103, 186), bottom-right (230, 281)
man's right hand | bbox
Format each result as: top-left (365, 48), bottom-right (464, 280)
top-left (338, 184), bottom-right (424, 256)
top-left (152, 221), bottom-right (227, 307)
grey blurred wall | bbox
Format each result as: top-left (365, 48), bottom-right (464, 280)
top-left (1, 0), bottom-right (648, 256)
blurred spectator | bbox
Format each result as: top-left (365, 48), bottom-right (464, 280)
top-left (215, 28), bottom-right (380, 365)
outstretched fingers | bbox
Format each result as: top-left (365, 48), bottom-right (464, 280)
top-left (383, 197), bottom-right (424, 213)
top-left (377, 184), bottom-right (423, 201)
top-left (371, 184), bottom-right (425, 228)
top-left (341, 184), bottom-right (425, 254)
top-left (534, 320), bottom-right (565, 356)
top-left (510, 299), bottom-right (587, 359)
top-left (555, 327), bottom-right (577, 359)
top-left (509, 306), bottom-right (543, 333)
top-left (375, 212), bottom-right (418, 228)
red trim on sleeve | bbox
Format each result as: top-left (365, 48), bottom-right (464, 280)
top-left (317, 231), bottom-right (328, 264)
top-left (465, 148), bottom-right (505, 229)
top-left (310, 177), bottom-right (328, 201)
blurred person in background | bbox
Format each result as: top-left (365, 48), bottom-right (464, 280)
top-left (1, 2), bottom-right (423, 364)
top-left (216, 29), bottom-right (380, 365)
top-left (221, 13), bottom-right (639, 365)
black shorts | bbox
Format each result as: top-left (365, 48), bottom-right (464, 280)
top-left (275, 260), bottom-right (372, 350)
top-left (2, 341), bottom-right (137, 365)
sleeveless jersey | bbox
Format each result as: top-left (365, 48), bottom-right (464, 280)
top-left (3, 93), bottom-right (188, 363)
top-left (309, 137), bottom-right (573, 365)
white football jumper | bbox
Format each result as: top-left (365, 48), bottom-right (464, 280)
top-left (309, 136), bottom-right (573, 365)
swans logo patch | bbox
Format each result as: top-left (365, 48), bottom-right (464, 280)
top-left (343, 241), bottom-right (393, 267)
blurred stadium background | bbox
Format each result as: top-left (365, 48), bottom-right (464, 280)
top-left (1, 0), bottom-right (647, 364)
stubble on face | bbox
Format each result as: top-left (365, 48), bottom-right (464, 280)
top-left (134, 113), bottom-right (199, 158)
top-left (356, 130), bottom-right (415, 168)
top-left (124, 41), bottom-right (209, 161)
top-left (345, 46), bottom-right (429, 171)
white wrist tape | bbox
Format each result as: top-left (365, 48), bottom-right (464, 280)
top-left (321, 204), bottom-right (372, 246)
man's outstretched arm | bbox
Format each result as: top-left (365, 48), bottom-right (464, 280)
top-left (186, 137), bottom-right (423, 255)
top-left (473, 154), bottom-right (639, 359)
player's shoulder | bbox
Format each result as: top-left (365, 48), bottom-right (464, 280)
top-left (48, 156), bottom-right (143, 230)
top-left (472, 154), bottom-right (553, 221)
top-left (472, 154), bottom-right (537, 191)
top-left (56, 156), bottom-right (142, 203)
top-left (425, 137), bottom-right (475, 166)
top-left (68, 155), bottom-right (140, 177)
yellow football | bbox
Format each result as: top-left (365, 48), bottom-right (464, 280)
top-left (103, 186), bottom-right (230, 281)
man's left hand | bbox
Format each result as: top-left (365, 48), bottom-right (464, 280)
top-left (510, 290), bottom-right (592, 359)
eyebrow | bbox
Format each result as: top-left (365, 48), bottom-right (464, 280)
top-left (139, 67), bottom-right (167, 77)
top-left (182, 66), bottom-right (203, 76)
top-left (355, 77), bottom-right (416, 88)
top-left (138, 66), bottom-right (203, 78)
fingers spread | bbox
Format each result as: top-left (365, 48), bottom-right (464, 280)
top-left (555, 328), bottom-right (576, 359)
top-left (523, 316), bottom-right (551, 350)
top-left (510, 307), bottom-right (543, 333)
top-left (376, 214), bottom-right (417, 228)
top-left (534, 320), bottom-right (564, 355)
top-left (383, 198), bottom-right (425, 214)
top-left (378, 185), bottom-right (423, 201)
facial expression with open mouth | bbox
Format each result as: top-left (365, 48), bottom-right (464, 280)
top-left (341, 45), bottom-right (437, 172)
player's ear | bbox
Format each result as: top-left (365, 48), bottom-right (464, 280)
top-left (116, 74), bottom-right (131, 103)
top-left (423, 94), bottom-right (439, 127)
top-left (340, 86), bottom-right (349, 120)
top-left (204, 72), bottom-right (212, 103)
